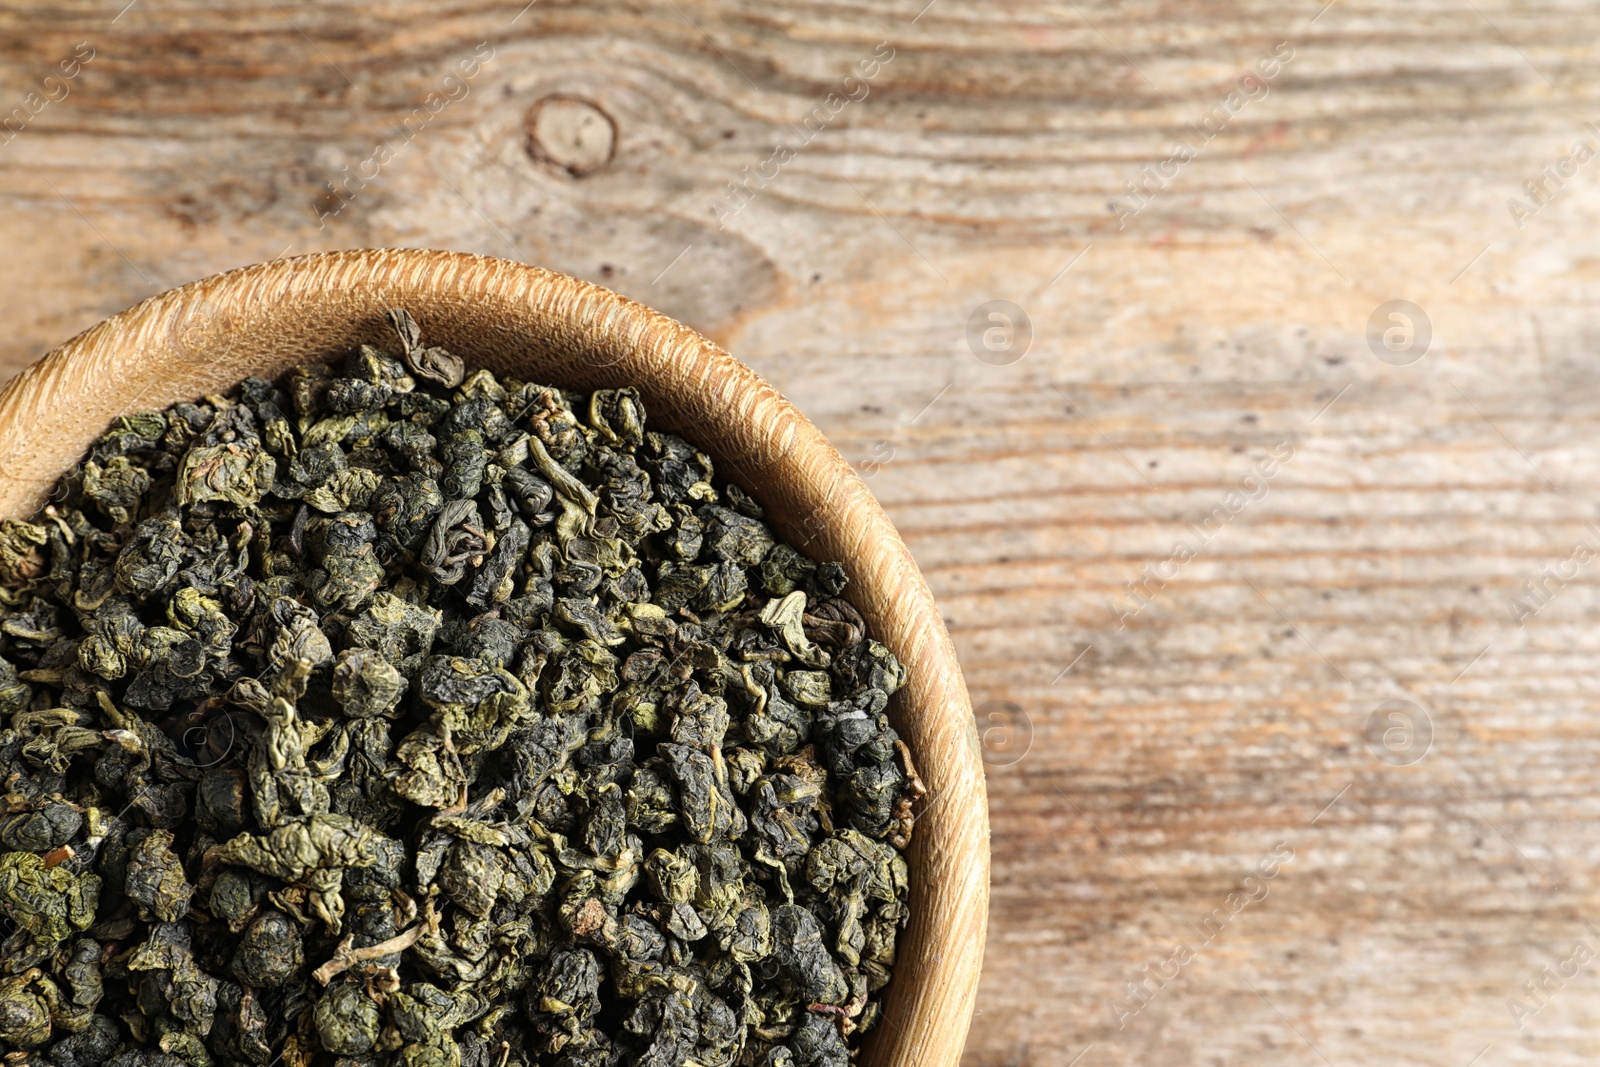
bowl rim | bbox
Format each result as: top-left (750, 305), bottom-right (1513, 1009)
top-left (0, 248), bottom-right (990, 1067)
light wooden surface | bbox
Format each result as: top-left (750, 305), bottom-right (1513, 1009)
top-left (0, 250), bottom-right (989, 1067)
top-left (5, 3), bottom-right (1600, 1065)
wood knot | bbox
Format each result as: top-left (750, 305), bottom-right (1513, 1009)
top-left (525, 95), bottom-right (616, 177)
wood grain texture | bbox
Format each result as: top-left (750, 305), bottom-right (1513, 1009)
top-left (0, 250), bottom-right (988, 1067)
top-left (6, 2), bottom-right (1600, 1064)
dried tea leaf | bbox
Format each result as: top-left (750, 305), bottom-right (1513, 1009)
top-left (0, 314), bottom-right (917, 1067)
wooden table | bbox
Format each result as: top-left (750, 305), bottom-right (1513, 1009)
top-left (5, 3), bottom-right (1600, 1064)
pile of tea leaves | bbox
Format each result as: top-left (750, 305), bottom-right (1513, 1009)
top-left (0, 311), bottom-right (922, 1067)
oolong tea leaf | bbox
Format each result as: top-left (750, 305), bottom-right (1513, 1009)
top-left (0, 313), bottom-right (925, 1067)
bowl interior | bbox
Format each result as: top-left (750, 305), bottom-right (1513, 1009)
top-left (0, 249), bottom-right (988, 1067)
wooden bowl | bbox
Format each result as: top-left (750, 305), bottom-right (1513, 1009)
top-left (0, 249), bottom-right (989, 1067)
